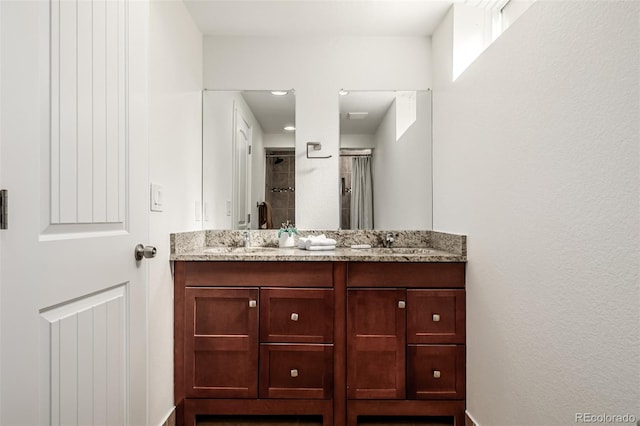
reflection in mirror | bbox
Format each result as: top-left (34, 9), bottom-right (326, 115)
top-left (339, 90), bottom-right (433, 230)
top-left (264, 149), bottom-right (295, 229)
top-left (202, 90), bottom-right (295, 230)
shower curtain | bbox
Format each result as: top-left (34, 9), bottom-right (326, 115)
top-left (350, 156), bottom-right (373, 229)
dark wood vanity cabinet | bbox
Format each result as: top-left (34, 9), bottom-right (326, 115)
top-left (174, 261), bottom-right (465, 426)
top-left (345, 263), bottom-right (466, 426)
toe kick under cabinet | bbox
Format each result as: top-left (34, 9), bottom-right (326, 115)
top-left (174, 261), bottom-right (466, 426)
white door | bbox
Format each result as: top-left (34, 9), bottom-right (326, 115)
top-left (233, 106), bottom-right (252, 230)
top-left (1, 1), bottom-right (149, 425)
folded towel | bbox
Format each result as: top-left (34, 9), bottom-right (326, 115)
top-left (297, 235), bottom-right (338, 249)
top-left (305, 239), bottom-right (336, 250)
top-left (307, 245), bottom-right (336, 251)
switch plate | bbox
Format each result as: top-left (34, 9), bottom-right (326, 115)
top-left (150, 183), bottom-right (163, 212)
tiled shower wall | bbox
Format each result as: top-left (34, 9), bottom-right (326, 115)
top-left (265, 150), bottom-right (295, 228)
top-left (340, 156), bottom-right (352, 229)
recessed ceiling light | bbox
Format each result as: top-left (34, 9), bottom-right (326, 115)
top-left (271, 91), bottom-right (288, 96)
top-left (284, 125), bottom-right (296, 131)
top-left (339, 90), bottom-right (349, 96)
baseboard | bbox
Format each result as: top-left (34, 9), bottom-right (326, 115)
top-left (160, 406), bottom-right (176, 426)
top-left (465, 410), bottom-right (480, 426)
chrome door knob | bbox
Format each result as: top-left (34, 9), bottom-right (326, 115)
top-left (135, 244), bottom-right (157, 261)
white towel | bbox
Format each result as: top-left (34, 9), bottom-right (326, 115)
top-left (307, 245), bottom-right (336, 251)
top-left (297, 235), bottom-right (337, 250)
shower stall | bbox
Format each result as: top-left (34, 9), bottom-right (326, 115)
top-left (340, 149), bottom-right (373, 230)
top-left (264, 149), bottom-right (296, 228)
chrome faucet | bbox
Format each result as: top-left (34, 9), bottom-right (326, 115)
top-left (383, 232), bottom-right (395, 248)
top-left (243, 231), bottom-right (250, 248)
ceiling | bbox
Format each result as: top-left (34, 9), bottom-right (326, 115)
top-left (239, 90), bottom-right (409, 136)
top-left (340, 91), bottom-right (396, 134)
top-left (241, 91), bottom-right (296, 134)
top-left (183, 0), bottom-right (455, 37)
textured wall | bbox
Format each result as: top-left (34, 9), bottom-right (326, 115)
top-left (432, 2), bottom-right (639, 425)
top-left (148, 2), bottom-right (203, 424)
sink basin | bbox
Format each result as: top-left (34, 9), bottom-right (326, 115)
top-left (204, 246), bottom-right (277, 254)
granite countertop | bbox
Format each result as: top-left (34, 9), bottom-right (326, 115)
top-left (170, 230), bottom-right (466, 263)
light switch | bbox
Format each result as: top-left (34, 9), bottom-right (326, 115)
top-left (150, 183), bottom-right (163, 212)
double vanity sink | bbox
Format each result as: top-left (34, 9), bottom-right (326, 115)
top-left (199, 245), bottom-right (444, 261)
top-left (171, 229), bottom-right (466, 262)
top-left (170, 229), bottom-right (467, 426)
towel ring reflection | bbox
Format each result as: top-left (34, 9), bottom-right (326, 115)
top-left (306, 142), bottom-right (332, 159)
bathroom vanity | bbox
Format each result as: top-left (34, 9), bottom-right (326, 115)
top-left (171, 230), bottom-right (467, 426)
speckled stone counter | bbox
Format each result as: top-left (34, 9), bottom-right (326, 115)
top-left (170, 229), bottom-right (466, 262)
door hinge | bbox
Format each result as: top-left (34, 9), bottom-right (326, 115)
top-left (0, 189), bottom-right (7, 230)
top-left (247, 213), bottom-right (251, 223)
top-left (248, 145), bottom-right (252, 155)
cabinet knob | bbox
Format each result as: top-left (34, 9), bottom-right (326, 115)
top-left (433, 370), bottom-right (441, 379)
top-left (290, 369), bottom-right (299, 378)
top-left (290, 312), bottom-right (299, 321)
top-left (398, 301), bottom-right (406, 309)
top-left (248, 300), bottom-right (257, 308)
top-left (432, 313), bottom-right (441, 322)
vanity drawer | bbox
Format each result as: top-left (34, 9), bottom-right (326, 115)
top-left (407, 345), bottom-right (465, 400)
top-left (407, 289), bottom-right (465, 344)
top-left (183, 261), bottom-right (334, 287)
top-left (347, 262), bottom-right (465, 288)
top-left (260, 288), bottom-right (334, 343)
top-left (259, 344), bottom-right (334, 399)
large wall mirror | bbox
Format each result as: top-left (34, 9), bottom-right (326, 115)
top-left (339, 90), bottom-right (433, 230)
top-left (202, 90), bottom-right (295, 230)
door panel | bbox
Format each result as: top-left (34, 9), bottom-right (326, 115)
top-left (185, 287), bottom-right (259, 398)
top-left (1, 1), bottom-right (149, 424)
top-left (347, 289), bottom-right (406, 399)
top-left (41, 286), bottom-right (127, 425)
top-left (233, 107), bottom-right (251, 229)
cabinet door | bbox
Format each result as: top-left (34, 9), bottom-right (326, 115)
top-left (407, 289), bottom-right (465, 344)
top-left (184, 287), bottom-right (258, 398)
top-left (347, 289), bottom-right (406, 399)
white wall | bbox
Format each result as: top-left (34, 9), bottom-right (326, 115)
top-left (204, 36), bottom-right (432, 228)
top-left (264, 133), bottom-right (295, 148)
top-left (148, 1), bottom-right (203, 424)
top-left (202, 91), bottom-right (265, 229)
top-left (373, 93), bottom-right (432, 229)
top-left (433, 3), bottom-right (639, 425)
top-left (340, 134), bottom-right (375, 149)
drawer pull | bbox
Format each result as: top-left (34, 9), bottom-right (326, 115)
top-left (432, 314), bottom-right (441, 322)
top-left (248, 300), bottom-right (257, 308)
top-left (398, 301), bottom-right (406, 309)
top-left (290, 313), bottom-right (299, 321)
top-left (290, 369), bottom-right (299, 378)
top-left (433, 370), bottom-right (441, 379)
